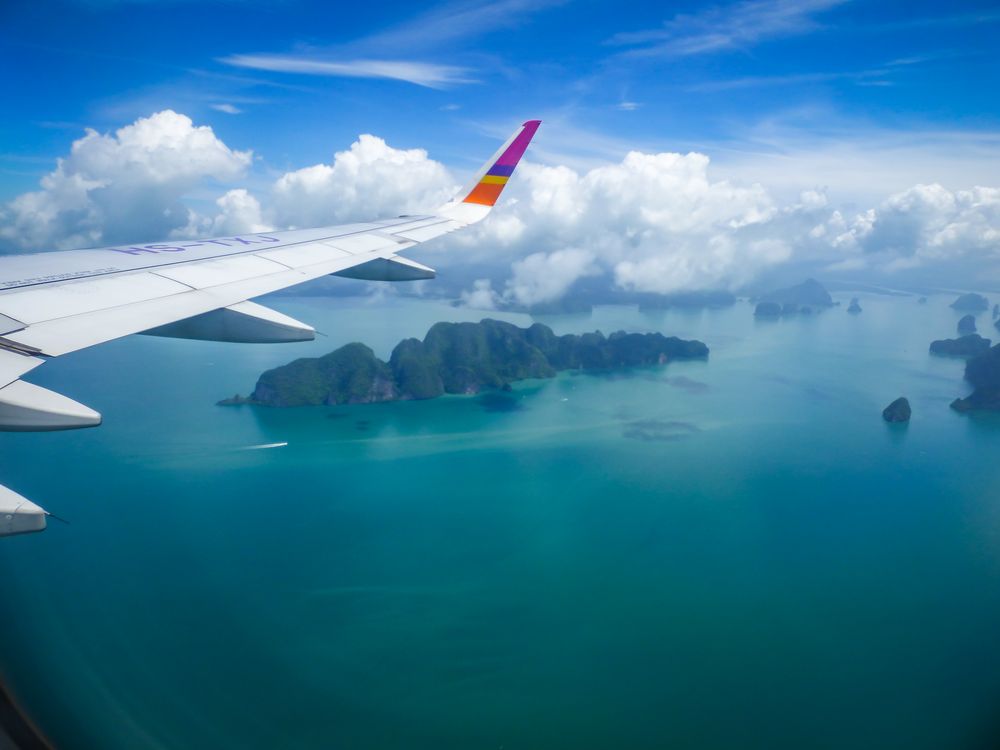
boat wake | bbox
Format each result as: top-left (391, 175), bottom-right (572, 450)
top-left (239, 442), bottom-right (288, 451)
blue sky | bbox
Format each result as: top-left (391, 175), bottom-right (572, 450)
top-left (2, 0), bottom-right (999, 198)
top-left (2, 0), bottom-right (999, 295)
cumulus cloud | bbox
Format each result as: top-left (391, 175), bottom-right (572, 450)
top-left (805, 183), bottom-right (1000, 275)
top-left (505, 249), bottom-right (598, 306)
top-left (854, 184), bottom-right (999, 262)
top-left (0, 110), bottom-right (251, 251)
top-left (447, 150), bottom-right (797, 295)
top-left (269, 134), bottom-right (456, 228)
top-left (459, 279), bottom-right (500, 310)
top-left (211, 189), bottom-right (271, 235)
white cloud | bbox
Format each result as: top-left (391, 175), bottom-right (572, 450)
top-left (0, 110), bottom-right (251, 251)
top-left (459, 279), bottom-right (501, 310)
top-left (211, 189), bottom-right (271, 235)
top-left (822, 184), bottom-right (1000, 269)
top-left (0, 118), bottom-right (455, 251)
top-left (449, 150), bottom-right (792, 294)
top-left (220, 55), bottom-right (475, 89)
top-left (269, 134), bottom-right (456, 228)
top-left (505, 249), bottom-right (598, 305)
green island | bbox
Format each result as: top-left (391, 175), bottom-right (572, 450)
top-left (952, 342), bottom-right (1000, 412)
top-left (219, 319), bottom-right (709, 407)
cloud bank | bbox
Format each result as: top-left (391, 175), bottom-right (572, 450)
top-left (0, 110), bottom-right (251, 251)
top-left (2, 110), bottom-right (999, 303)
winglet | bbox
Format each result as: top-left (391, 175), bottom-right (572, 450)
top-left (438, 120), bottom-right (541, 224)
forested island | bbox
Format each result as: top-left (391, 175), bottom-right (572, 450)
top-left (952, 342), bottom-right (1000, 412)
top-left (220, 319), bottom-right (709, 407)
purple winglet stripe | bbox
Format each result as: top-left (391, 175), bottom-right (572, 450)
top-left (494, 120), bottom-right (542, 167)
top-left (486, 164), bottom-right (515, 177)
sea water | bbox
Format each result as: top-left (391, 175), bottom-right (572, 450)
top-left (1, 292), bottom-right (1000, 749)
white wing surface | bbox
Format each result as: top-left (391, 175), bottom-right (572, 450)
top-left (0, 120), bottom-right (541, 534)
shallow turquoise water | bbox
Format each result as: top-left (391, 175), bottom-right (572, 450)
top-left (2, 293), bottom-right (1000, 749)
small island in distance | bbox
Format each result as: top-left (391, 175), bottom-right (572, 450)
top-left (930, 334), bottom-right (992, 358)
top-left (753, 278), bottom-right (835, 317)
top-left (220, 319), bottom-right (709, 408)
top-left (883, 397), bottom-right (911, 423)
top-left (951, 293), bottom-right (989, 312)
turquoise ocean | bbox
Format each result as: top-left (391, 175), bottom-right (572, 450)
top-left (2, 292), bottom-right (1000, 749)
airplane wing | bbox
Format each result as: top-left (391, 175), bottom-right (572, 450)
top-left (0, 119), bottom-right (541, 535)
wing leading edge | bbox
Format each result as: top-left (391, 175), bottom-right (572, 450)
top-left (0, 119), bottom-right (540, 535)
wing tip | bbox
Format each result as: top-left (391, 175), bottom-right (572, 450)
top-left (458, 119), bottom-right (541, 208)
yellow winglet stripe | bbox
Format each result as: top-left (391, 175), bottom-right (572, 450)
top-left (479, 175), bottom-right (508, 185)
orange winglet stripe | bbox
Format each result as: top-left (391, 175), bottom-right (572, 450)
top-left (464, 182), bottom-right (505, 206)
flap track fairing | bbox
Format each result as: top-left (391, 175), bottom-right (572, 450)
top-left (141, 301), bottom-right (315, 344)
top-left (333, 255), bottom-right (436, 282)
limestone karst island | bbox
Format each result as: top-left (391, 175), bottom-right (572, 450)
top-left (220, 319), bottom-right (709, 408)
